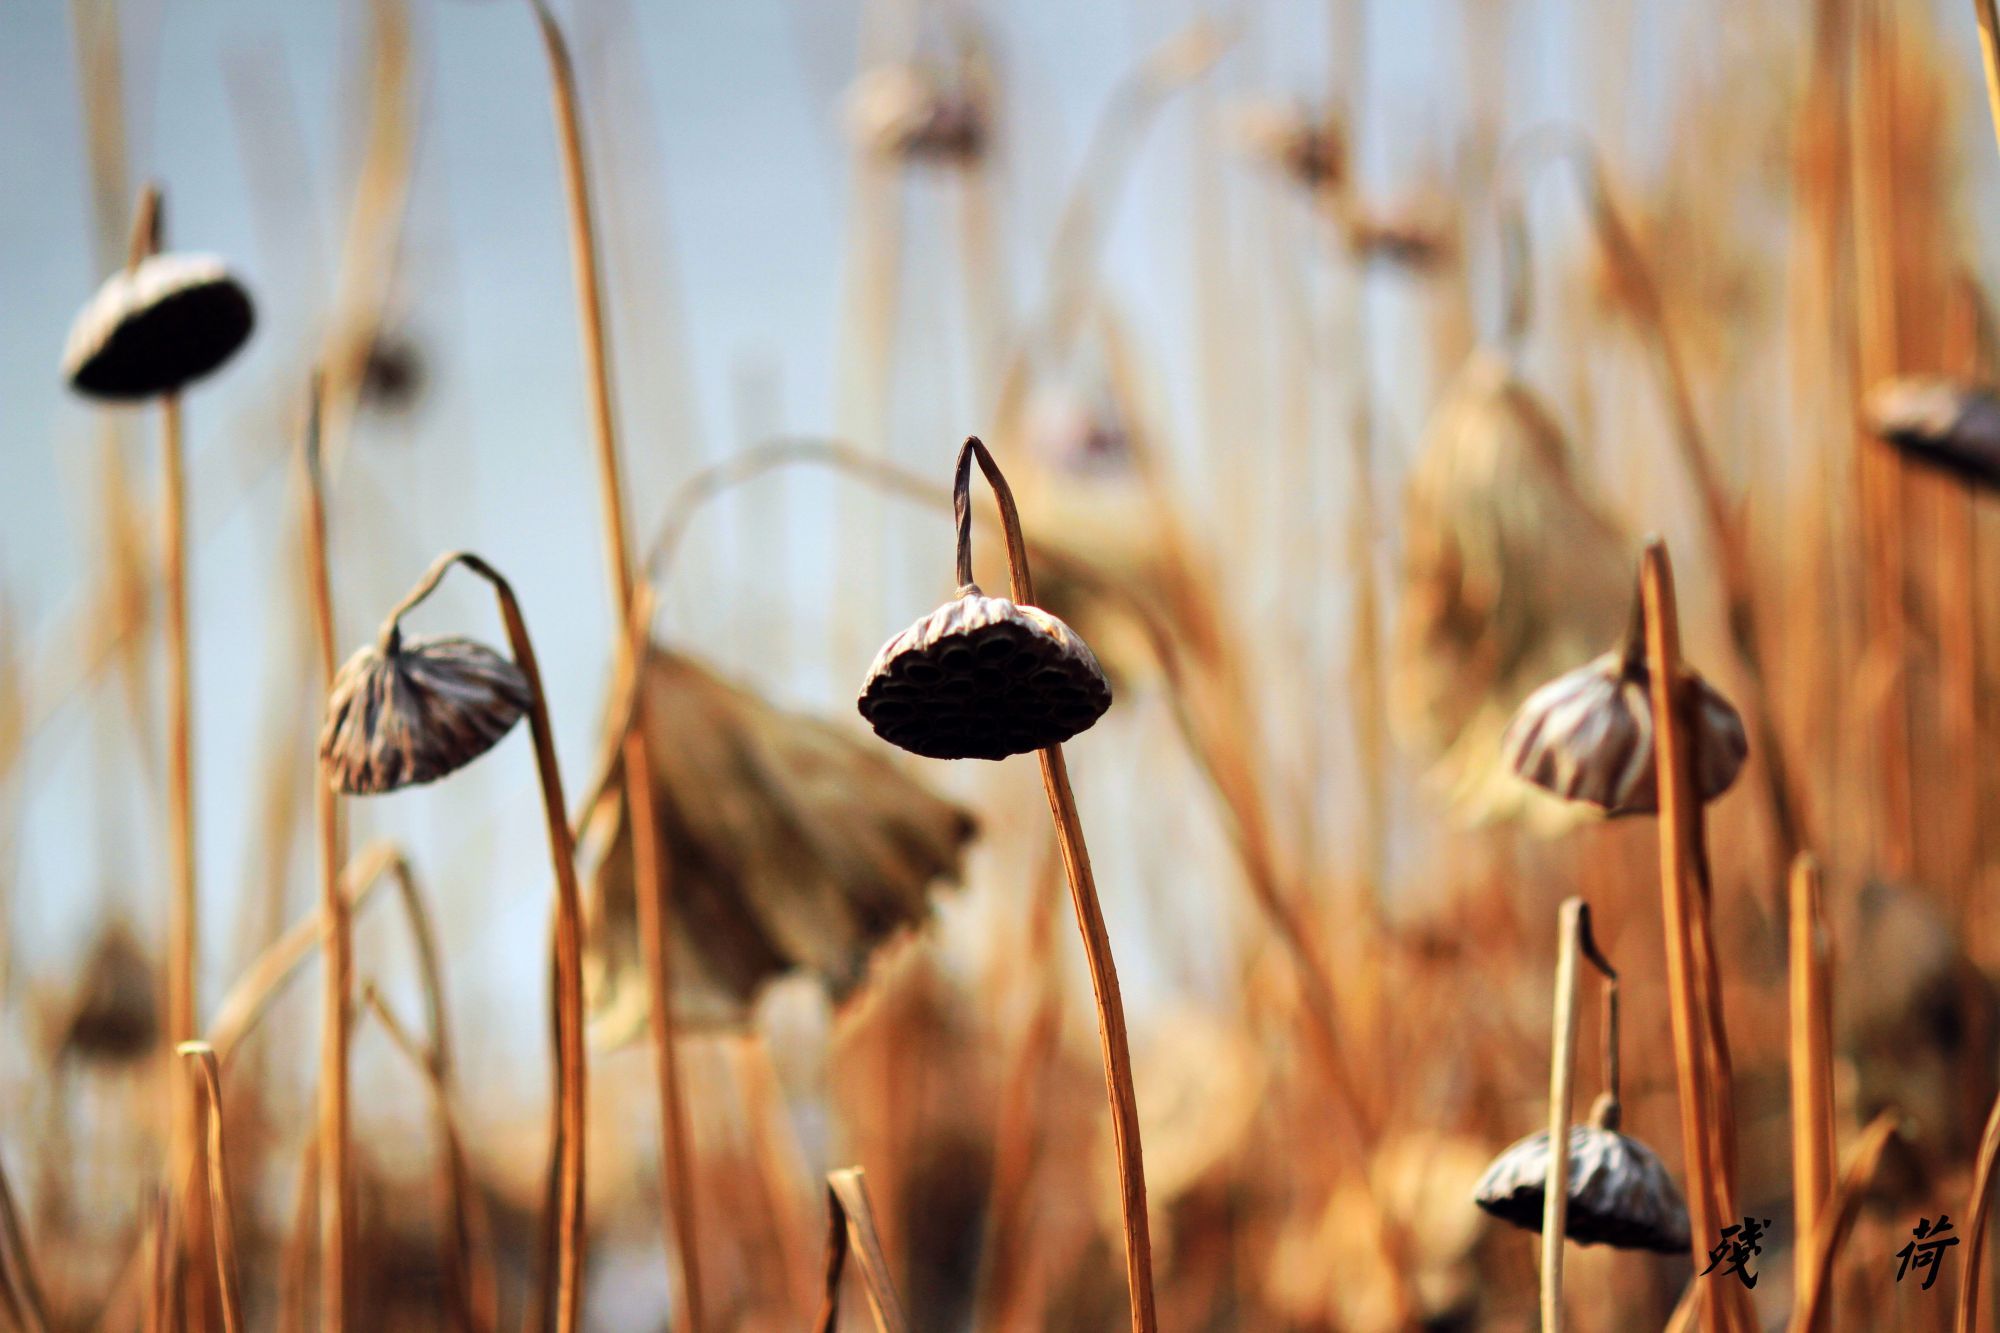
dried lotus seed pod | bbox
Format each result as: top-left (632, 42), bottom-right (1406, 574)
top-left (1472, 1115), bottom-right (1691, 1254)
top-left (62, 253), bottom-right (255, 399)
top-left (319, 631), bottom-right (531, 795)
top-left (1500, 648), bottom-right (1746, 815)
top-left (858, 583), bottom-right (1112, 761)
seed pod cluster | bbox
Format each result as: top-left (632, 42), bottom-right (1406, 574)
top-left (1500, 649), bottom-right (1747, 814)
top-left (319, 632), bottom-right (532, 795)
top-left (858, 584), bottom-right (1112, 761)
top-left (1472, 1120), bottom-right (1691, 1254)
top-left (62, 253), bottom-right (255, 399)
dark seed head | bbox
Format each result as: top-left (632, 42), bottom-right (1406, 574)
top-left (319, 633), bottom-right (531, 795)
top-left (1865, 375), bottom-right (2000, 489)
top-left (858, 586), bottom-right (1112, 761)
top-left (1472, 1122), bottom-right (1691, 1254)
top-left (62, 254), bottom-right (255, 399)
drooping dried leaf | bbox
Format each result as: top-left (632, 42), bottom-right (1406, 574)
top-left (1392, 351), bottom-right (1630, 825)
top-left (584, 646), bottom-right (976, 1036)
top-left (858, 587), bottom-right (1113, 761)
top-left (62, 253), bottom-right (255, 399)
top-left (318, 634), bottom-right (531, 795)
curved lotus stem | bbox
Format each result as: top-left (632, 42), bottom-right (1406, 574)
top-left (956, 436), bottom-right (1157, 1331)
top-left (176, 1043), bottom-right (242, 1333)
top-left (379, 550), bottom-right (588, 1333)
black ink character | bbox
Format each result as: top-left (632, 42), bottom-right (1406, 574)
top-left (1699, 1217), bottom-right (1772, 1289)
top-left (1895, 1215), bottom-right (1959, 1290)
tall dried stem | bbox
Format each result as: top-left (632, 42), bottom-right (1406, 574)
top-left (1789, 854), bottom-right (1835, 1293)
top-left (1641, 540), bottom-right (1744, 1333)
top-left (1541, 898), bottom-right (1587, 1333)
top-left (819, 1168), bottom-right (911, 1333)
top-left (176, 1044), bottom-right (242, 1333)
top-left (523, 8), bottom-right (704, 1326)
top-left (954, 437), bottom-right (1157, 1331)
top-left (299, 374), bottom-right (352, 1332)
top-left (381, 551), bottom-right (588, 1333)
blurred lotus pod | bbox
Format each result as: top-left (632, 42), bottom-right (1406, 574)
top-left (52, 921), bottom-right (157, 1065)
top-left (846, 65), bottom-right (988, 164)
top-left (1500, 648), bottom-right (1748, 814)
top-left (1393, 351), bottom-right (1630, 826)
top-left (1345, 210), bottom-right (1455, 271)
top-left (858, 585), bottom-right (1112, 761)
top-left (1472, 1118), bottom-right (1691, 1253)
top-left (62, 253), bottom-right (255, 399)
top-left (359, 331), bottom-right (427, 415)
top-left (318, 633), bottom-right (531, 795)
top-left (1840, 880), bottom-right (2000, 1195)
top-left (1864, 375), bottom-right (2000, 488)
top-left (1234, 102), bottom-right (1346, 194)
top-left (1268, 1131), bottom-right (1492, 1330)
top-left (583, 646), bottom-right (976, 1037)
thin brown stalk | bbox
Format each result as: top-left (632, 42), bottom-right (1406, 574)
top-left (382, 551), bottom-right (588, 1333)
top-left (812, 1176), bottom-right (848, 1333)
top-left (821, 1169), bottom-right (910, 1333)
top-left (1974, 0), bottom-right (2000, 165)
top-left (130, 180), bottom-right (211, 1333)
top-left (1958, 1088), bottom-right (2000, 1332)
top-left (0, 1146), bottom-right (49, 1333)
top-left (362, 986), bottom-right (499, 1333)
top-left (1790, 1112), bottom-right (1902, 1333)
top-left (149, 1188), bottom-right (179, 1333)
top-left (207, 839), bottom-right (404, 1066)
top-left (278, 1138), bottom-right (317, 1333)
top-left (175, 1044), bottom-right (242, 1333)
top-left (1641, 540), bottom-right (1736, 1333)
top-left (1542, 898), bottom-right (1589, 1333)
top-left (956, 437), bottom-right (1157, 1332)
top-left (299, 374), bottom-right (352, 1332)
top-left (524, 7), bottom-right (704, 1328)
top-left (1789, 853), bottom-right (1836, 1293)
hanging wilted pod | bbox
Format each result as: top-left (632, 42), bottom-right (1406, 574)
top-left (846, 65), bottom-right (988, 164)
top-left (319, 631), bottom-right (531, 795)
top-left (62, 253), bottom-right (255, 399)
top-left (1472, 1100), bottom-right (1691, 1254)
top-left (1864, 375), bottom-right (2000, 488)
top-left (859, 587), bottom-right (1111, 761)
top-left (1235, 102), bottom-right (1347, 195)
top-left (1500, 646), bottom-right (1748, 814)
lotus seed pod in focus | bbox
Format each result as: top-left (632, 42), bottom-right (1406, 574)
top-left (858, 583), bottom-right (1112, 761)
top-left (1864, 375), bottom-right (2000, 489)
top-left (319, 632), bottom-right (531, 795)
top-left (62, 254), bottom-right (255, 399)
top-left (1471, 1118), bottom-right (1691, 1254)
top-left (1500, 649), bottom-right (1747, 815)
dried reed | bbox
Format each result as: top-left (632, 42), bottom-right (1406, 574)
top-left (299, 373), bottom-right (353, 1332)
top-left (0, 1145), bottom-right (48, 1333)
top-left (1790, 1112), bottom-right (1903, 1333)
top-left (523, 7), bottom-right (705, 1326)
top-left (816, 1167), bottom-right (910, 1333)
top-left (339, 551), bottom-right (589, 1333)
top-left (1541, 898), bottom-right (1587, 1333)
top-left (1640, 540), bottom-right (1743, 1333)
top-left (175, 1042), bottom-right (243, 1333)
top-left (939, 437), bottom-right (1156, 1331)
top-left (1788, 853), bottom-right (1835, 1294)
top-left (1958, 1086), bottom-right (2000, 1333)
